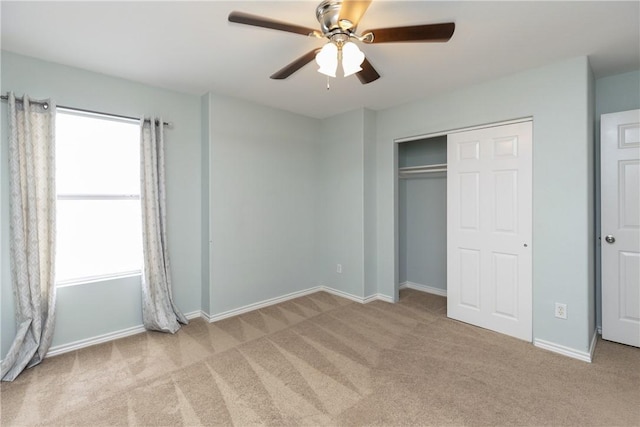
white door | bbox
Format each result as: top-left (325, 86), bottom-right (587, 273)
top-left (601, 109), bottom-right (640, 348)
top-left (447, 121), bottom-right (533, 341)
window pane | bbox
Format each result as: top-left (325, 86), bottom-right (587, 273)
top-left (56, 111), bottom-right (140, 195)
top-left (56, 199), bottom-right (142, 283)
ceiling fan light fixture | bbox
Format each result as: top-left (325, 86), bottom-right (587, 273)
top-left (341, 41), bottom-right (365, 77)
top-left (316, 42), bottom-right (338, 77)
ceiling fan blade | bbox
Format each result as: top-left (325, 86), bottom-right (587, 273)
top-left (229, 11), bottom-right (318, 37)
top-left (338, 0), bottom-right (372, 29)
top-left (356, 58), bottom-right (380, 84)
top-left (364, 22), bottom-right (455, 43)
top-left (270, 49), bottom-right (321, 80)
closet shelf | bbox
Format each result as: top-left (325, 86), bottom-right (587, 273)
top-left (399, 163), bottom-right (447, 178)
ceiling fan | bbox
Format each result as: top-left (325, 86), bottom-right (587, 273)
top-left (228, 0), bottom-right (455, 84)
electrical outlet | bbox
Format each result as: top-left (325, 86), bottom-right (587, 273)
top-left (336, 264), bottom-right (342, 274)
top-left (555, 303), bottom-right (567, 319)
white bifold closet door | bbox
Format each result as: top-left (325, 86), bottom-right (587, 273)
top-left (447, 121), bottom-right (533, 341)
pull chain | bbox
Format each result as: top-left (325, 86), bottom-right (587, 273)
top-left (326, 76), bottom-right (331, 90)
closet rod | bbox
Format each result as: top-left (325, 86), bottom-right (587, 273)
top-left (401, 168), bottom-right (447, 174)
top-left (0, 94), bottom-right (172, 127)
top-left (399, 163), bottom-right (447, 179)
top-left (399, 163), bottom-right (447, 173)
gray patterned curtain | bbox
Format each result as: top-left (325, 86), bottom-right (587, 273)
top-left (1, 93), bottom-right (57, 381)
top-left (140, 118), bottom-right (187, 333)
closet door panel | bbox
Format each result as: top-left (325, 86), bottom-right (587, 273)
top-left (492, 251), bottom-right (519, 319)
top-left (493, 136), bottom-right (519, 158)
top-left (448, 121), bottom-right (532, 342)
top-left (457, 140), bottom-right (480, 160)
top-left (459, 248), bottom-right (481, 309)
top-left (493, 170), bottom-right (518, 234)
top-left (459, 172), bottom-right (480, 230)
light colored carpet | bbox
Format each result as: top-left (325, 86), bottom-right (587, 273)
top-left (1, 289), bottom-right (639, 426)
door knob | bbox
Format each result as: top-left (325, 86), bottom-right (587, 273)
top-left (605, 235), bottom-right (616, 244)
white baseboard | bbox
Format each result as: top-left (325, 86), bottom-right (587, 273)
top-left (42, 287), bottom-right (394, 358)
top-left (207, 286), bottom-right (394, 323)
top-left (206, 286), bottom-right (323, 322)
top-left (320, 286), bottom-right (392, 304)
top-left (363, 293), bottom-right (395, 303)
top-left (400, 281), bottom-right (447, 297)
top-left (321, 286), bottom-right (366, 303)
top-left (533, 331), bottom-right (598, 363)
top-left (185, 310), bottom-right (204, 321)
top-left (198, 310), bottom-right (213, 323)
top-left (46, 310), bottom-right (203, 358)
top-left (321, 286), bottom-right (394, 304)
top-left (47, 324), bottom-right (147, 358)
top-left (589, 329), bottom-right (598, 361)
top-left (42, 288), bottom-right (600, 367)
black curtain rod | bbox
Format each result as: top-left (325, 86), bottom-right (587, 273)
top-left (0, 94), bottom-right (172, 127)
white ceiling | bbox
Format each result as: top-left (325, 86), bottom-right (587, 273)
top-left (2, 1), bottom-right (639, 119)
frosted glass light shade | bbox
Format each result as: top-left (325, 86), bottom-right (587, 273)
top-left (341, 41), bottom-right (365, 77)
top-left (316, 43), bottom-right (338, 78)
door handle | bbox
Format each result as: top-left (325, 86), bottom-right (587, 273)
top-left (605, 235), bottom-right (616, 244)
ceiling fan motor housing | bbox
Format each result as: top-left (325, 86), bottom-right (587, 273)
top-left (316, 0), bottom-right (349, 35)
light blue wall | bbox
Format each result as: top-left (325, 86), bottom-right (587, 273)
top-left (317, 110), bottom-right (366, 298)
top-left (399, 177), bottom-right (447, 289)
top-left (376, 57), bottom-right (595, 353)
top-left (398, 136), bottom-right (447, 290)
top-left (206, 93), bottom-right (320, 315)
top-left (54, 277), bottom-right (143, 342)
top-left (398, 136), bottom-right (447, 168)
top-left (594, 70), bottom-right (640, 329)
top-left (1, 51), bottom-right (202, 357)
top-left (200, 94), bottom-right (211, 315)
top-left (315, 108), bottom-right (378, 300)
top-left (587, 63), bottom-right (596, 346)
top-left (363, 109), bottom-right (378, 298)
top-left (595, 70), bottom-right (640, 115)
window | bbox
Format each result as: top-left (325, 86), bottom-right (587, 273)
top-left (55, 109), bottom-right (142, 285)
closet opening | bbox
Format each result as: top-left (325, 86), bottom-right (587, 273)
top-left (398, 135), bottom-right (448, 298)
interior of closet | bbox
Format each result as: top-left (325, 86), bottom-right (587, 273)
top-left (398, 135), bottom-right (447, 295)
